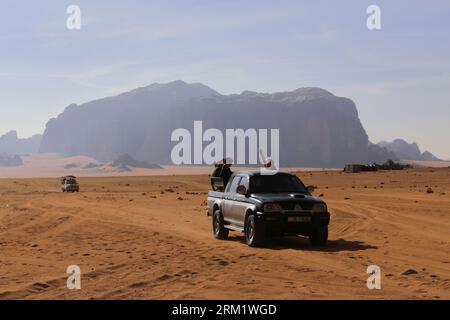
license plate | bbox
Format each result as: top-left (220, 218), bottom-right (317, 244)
top-left (288, 216), bottom-right (310, 222)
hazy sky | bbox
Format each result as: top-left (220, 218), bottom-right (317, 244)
top-left (1, 0), bottom-right (449, 159)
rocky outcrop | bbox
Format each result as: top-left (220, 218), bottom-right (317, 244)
top-left (40, 80), bottom-right (396, 167)
top-left (0, 131), bottom-right (42, 155)
top-left (0, 153), bottom-right (23, 167)
top-left (377, 139), bottom-right (440, 161)
top-left (112, 154), bottom-right (162, 169)
top-left (421, 151), bottom-right (440, 162)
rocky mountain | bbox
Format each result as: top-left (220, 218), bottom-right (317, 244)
top-left (421, 151), bottom-right (440, 161)
top-left (377, 139), bottom-right (440, 161)
top-left (112, 154), bottom-right (162, 169)
top-left (0, 153), bottom-right (23, 167)
top-left (0, 131), bottom-right (42, 155)
top-left (40, 80), bottom-right (397, 167)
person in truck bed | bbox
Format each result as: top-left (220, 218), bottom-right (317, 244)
top-left (211, 158), bottom-right (233, 189)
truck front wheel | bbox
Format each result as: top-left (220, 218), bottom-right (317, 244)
top-left (309, 225), bottom-right (328, 246)
top-left (245, 214), bottom-right (265, 247)
top-left (213, 210), bottom-right (229, 240)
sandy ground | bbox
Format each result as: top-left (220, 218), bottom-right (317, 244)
top-left (0, 168), bottom-right (449, 300)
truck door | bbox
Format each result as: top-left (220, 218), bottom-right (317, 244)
top-left (222, 176), bottom-right (241, 224)
top-left (230, 175), bottom-right (250, 227)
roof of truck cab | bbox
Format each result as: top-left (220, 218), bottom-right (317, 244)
top-left (235, 171), bottom-right (294, 177)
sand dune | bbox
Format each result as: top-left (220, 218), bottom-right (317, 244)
top-left (0, 168), bottom-right (449, 299)
top-left (0, 153), bottom-right (341, 179)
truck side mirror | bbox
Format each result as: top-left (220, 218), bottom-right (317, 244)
top-left (306, 185), bottom-right (316, 193)
top-left (236, 185), bottom-right (248, 196)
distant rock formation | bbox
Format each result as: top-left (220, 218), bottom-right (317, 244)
top-left (377, 139), bottom-right (440, 161)
top-left (368, 142), bottom-right (398, 163)
top-left (40, 80), bottom-right (398, 167)
top-left (110, 162), bottom-right (131, 172)
top-left (0, 131), bottom-right (42, 155)
top-left (82, 162), bottom-right (102, 169)
top-left (421, 151), bottom-right (440, 162)
top-left (64, 163), bottom-right (78, 170)
top-left (112, 154), bottom-right (162, 169)
top-left (0, 153), bottom-right (23, 167)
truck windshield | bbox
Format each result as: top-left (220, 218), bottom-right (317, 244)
top-left (250, 174), bottom-right (307, 194)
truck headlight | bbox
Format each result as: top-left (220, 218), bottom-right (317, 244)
top-left (312, 203), bottom-right (327, 213)
top-left (263, 203), bottom-right (283, 213)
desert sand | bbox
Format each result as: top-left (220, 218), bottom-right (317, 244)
top-left (0, 153), bottom-right (339, 179)
top-left (0, 168), bottom-right (449, 299)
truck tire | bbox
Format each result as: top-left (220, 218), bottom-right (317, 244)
top-left (213, 210), bottom-right (229, 240)
top-left (309, 225), bottom-right (328, 246)
top-left (245, 214), bottom-right (265, 247)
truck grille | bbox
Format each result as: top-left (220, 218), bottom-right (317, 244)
top-left (280, 202), bottom-right (314, 211)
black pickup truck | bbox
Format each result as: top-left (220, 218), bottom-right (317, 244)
top-left (207, 171), bottom-right (330, 247)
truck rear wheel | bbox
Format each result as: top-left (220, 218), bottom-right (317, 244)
top-left (309, 225), bottom-right (328, 246)
top-left (245, 214), bottom-right (265, 247)
top-left (213, 210), bottom-right (229, 240)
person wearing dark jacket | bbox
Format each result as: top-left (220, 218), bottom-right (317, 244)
top-left (211, 158), bottom-right (233, 189)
